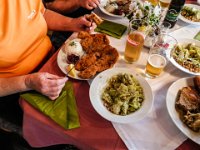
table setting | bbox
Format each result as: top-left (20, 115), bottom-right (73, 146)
top-left (19, 0), bottom-right (200, 150)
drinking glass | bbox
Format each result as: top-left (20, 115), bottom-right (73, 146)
top-left (159, 0), bottom-right (171, 9)
top-left (145, 33), bottom-right (177, 78)
top-left (124, 19), bottom-right (150, 63)
top-left (147, 0), bottom-right (159, 6)
top-left (160, 21), bottom-right (171, 34)
top-left (159, 0), bottom-right (171, 22)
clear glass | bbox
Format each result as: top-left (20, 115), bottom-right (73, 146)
top-left (147, 0), bottom-right (159, 6)
top-left (159, 0), bottom-right (171, 23)
top-left (159, 0), bottom-right (171, 9)
top-left (145, 34), bottom-right (177, 78)
top-left (124, 19), bottom-right (150, 63)
top-left (159, 21), bottom-right (171, 34)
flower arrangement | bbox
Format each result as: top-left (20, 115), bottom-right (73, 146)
top-left (126, 0), bottom-right (161, 31)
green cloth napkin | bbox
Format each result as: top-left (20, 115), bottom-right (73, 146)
top-left (94, 20), bottom-right (127, 39)
top-left (194, 31), bottom-right (200, 41)
top-left (20, 82), bottom-right (80, 129)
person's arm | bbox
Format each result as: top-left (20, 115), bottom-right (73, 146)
top-left (44, 0), bottom-right (100, 14)
top-left (45, 0), bottom-right (80, 14)
top-left (0, 72), bottom-right (68, 100)
top-left (43, 9), bottom-right (92, 32)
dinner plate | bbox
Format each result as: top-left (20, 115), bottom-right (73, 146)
top-left (89, 67), bottom-right (153, 124)
top-left (168, 38), bottom-right (200, 76)
top-left (57, 40), bottom-right (88, 80)
top-left (166, 77), bottom-right (200, 145)
top-left (179, 4), bottom-right (200, 26)
top-left (98, 0), bottom-right (124, 18)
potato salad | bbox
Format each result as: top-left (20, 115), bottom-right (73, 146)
top-left (172, 43), bottom-right (200, 73)
top-left (101, 73), bottom-right (144, 115)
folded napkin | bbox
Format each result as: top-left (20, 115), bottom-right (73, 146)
top-left (194, 31), bottom-right (200, 41)
top-left (20, 82), bottom-right (80, 130)
top-left (94, 20), bottom-right (127, 39)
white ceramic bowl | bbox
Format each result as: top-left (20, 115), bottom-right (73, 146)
top-left (89, 67), bottom-right (154, 124)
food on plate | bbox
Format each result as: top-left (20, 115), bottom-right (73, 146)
top-left (176, 86), bottom-right (200, 112)
top-left (78, 32), bottom-right (110, 53)
top-left (175, 76), bottom-right (200, 132)
top-left (104, 0), bottom-right (131, 16)
top-left (86, 12), bottom-right (103, 25)
top-left (101, 73), bottom-right (144, 115)
top-left (194, 76), bottom-right (200, 92)
top-left (172, 43), bottom-right (200, 73)
top-left (72, 31), bottom-right (119, 79)
top-left (64, 39), bottom-right (84, 64)
top-left (66, 64), bottom-right (76, 77)
top-left (181, 5), bottom-right (200, 22)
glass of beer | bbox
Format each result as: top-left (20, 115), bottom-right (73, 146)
top-left (159, 0), bottom-right (171, 9)
top-left (159, 0), bottom-right (171, 22)
top-left (147, 0), bottom-right (159, 6)
top-left (145, 33), bottom-right (177, 78)
top-left (124, 20), bottom-right (149, 63)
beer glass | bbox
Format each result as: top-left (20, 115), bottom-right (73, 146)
top-left (147, 0), bottom-right (159, 6)
top-left (145, 34), bottom-right (177, 78)
top-left (159, 0), bottom-right (171, 22)
top-left (159, 0), bottom-right (171, 9)
top-left (124, 19), bottom-right (150, 63)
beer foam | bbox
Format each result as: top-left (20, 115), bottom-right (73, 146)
top-left (148, 54), bottom-right (166, 68)
top-left (127, 32), bottom-right (145, 46)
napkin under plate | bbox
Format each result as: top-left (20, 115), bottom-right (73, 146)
top-left (20, 82), bottom-right (80, 130)
top-left (94, 20), bottom-right (127, 39)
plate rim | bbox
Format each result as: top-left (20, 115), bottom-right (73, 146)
top-left (168, 38), bottom-right (200, 76)
top-left (166, 76), bottom-right (200, 145)
top-left (179, 4), bottom-right (200, 26)
top-left (98, 0), bottom-right (125, 18)
top-left (89, 67), bottom-right (154, 124)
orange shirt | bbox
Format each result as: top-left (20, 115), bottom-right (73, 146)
top-left (0, 0), bottom-right (52, 77)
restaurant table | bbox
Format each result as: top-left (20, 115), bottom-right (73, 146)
top-left (20, 1), bottom-right (200, 150)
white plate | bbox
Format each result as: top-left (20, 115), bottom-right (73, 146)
top-left (168, 38), bottom-right (200, 76)
top-left (89, 67), bottom-right (154, 124)
top-left (57, 40), bottom-right (88, 80)
top-left (98, 0), bottom-right (124, 18)
top-left (166, 77), bottom-right (200, 145)
top-left (179, 4), bottom-right (200, 26)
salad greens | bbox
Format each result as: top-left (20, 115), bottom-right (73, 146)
top-left (101, 73), bottom-right (144, 115)
top-left (181, 6), bottom-right (200, 22)
top-left (127, 0), bottom-right (161, 30)
top-left (172, 43), bottom-right (200, 73)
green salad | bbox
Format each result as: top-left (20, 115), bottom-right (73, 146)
top-left (181, 6), bottom-right (200, 22)
top-left (101, 73), bottom-right (144, 116)
top-left (172, 43), bottom-right (200, 73)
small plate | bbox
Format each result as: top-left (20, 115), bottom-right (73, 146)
top-left (89, 67), bottom-right (153, 124)
top-left (166, 77), bottom-right (200, 145)
top-left (98, 0), bottom-right (124, 18)
top-left (179, 4), bottom-right (200, 26)
top-left (168, 38), bottom-right (200, 76)
top-left (57, 39), bottom-right (88, 80)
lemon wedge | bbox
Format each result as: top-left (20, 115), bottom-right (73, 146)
top-left (138, 26), bottom-right (147, 32)
top-left (66, 64), bottom-right (76, 77)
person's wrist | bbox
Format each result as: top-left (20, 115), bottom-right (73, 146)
top-left (24, 75), bottom-right (32, 90)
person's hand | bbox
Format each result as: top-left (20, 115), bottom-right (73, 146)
top-left (70, 16), bottom-right (93, 32)
top-left (78, 0), bottom-right (100, 10)
top-left (25, 72), bottom-right (68, 100)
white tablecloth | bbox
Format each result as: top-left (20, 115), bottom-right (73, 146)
top-left (91, 8), bottom-right (200, 150)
